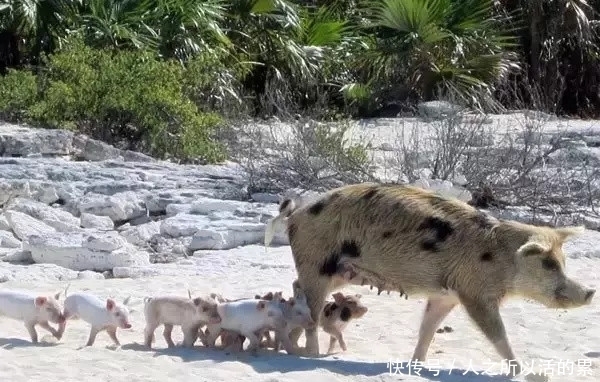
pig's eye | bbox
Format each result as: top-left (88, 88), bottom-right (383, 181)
top-left (542, 257), bottom-right (559, 271)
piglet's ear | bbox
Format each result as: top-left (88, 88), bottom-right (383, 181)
top-left (35, 296), bottom-right (47, 307)
top-left (106, 298), bottom-right (116, 311)
top-left (332, 292), bottom-right (345, 304)
top-left (257, 301), bottom-right (266, 310)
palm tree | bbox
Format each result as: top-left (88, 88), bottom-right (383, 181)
top-left (345, 0), bottom-right (521, 111)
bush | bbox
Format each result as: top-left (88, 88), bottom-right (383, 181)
top-left (1, 38), bottom-right (227, 163)
top-left (0, 69), bottom-right (38, 121)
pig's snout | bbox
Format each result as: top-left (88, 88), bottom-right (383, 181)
top-left (209, 315), bottom-right (221, 324)
top-left (122, 322), bottom-right (132, 329)
top-left (58, 314), bottom-right (66, 323)
top-left (585, 289), bottom-right (596, 304)
top-left (554, 279), bottom-right (596, 308)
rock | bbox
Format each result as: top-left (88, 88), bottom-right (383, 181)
top-left (5, 210), bottom-right (56, 240)
top-left (122, 150), bottom-right (156, 163)
top-left (80, 213), bottom-right (114, 230)
top-left (189, 222), bottom-right (266, 250)
top-left (7, 198), bottom-right (81, 232)
top-left (0, 215), bottom-right (9, 231)
top-left (0, 263), bottom-right (79, 283)
top-left (77, 191), bottom-right (147, 222)
top-left (417, 101), bottom-right (463, 119)
top-left (77, 270), bottom-right (105, 280)
top-left (0, 248), bottom-right (32, 263)
top-left (250, 193), bottom-right (280, 204)
top-left (119, 221), bottom-right (160, 246)
top-left (0, 230), bottom-right (21, 248)
top-left (82, 138), bottom-right (123, 161)
top-left (84, 231), bottom-right (127, 252)
top-left (0, 124), bottom-right (74, 156)
top-left (0, 180), bottom-right (33, 205)
top-left (23, 232), bottom-right (150, 271)
top-left (160, 214), bottom-right (209, 238)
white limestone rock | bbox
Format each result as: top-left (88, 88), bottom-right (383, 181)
top-left (23, 232), bottom-right (150, 271)
top-left (0, 230), bottom-right (21, 248)
top-left (7, 198), bottom-right (81, 232)
top-left (77, 191), bottom-right (146, 222)
top-left (80, 213), bottom-right (114, 230)
top-left (0, 263), bottom-right (79, 283)
top-left (119, 221), bottom-right (161, 246)
top-left (5, 210), bottom-right (56, 241)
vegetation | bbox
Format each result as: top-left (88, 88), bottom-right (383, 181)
top-left (1, 0), bottom-right (600, 163)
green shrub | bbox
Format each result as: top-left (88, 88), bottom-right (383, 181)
top-left (6, 38), bottom-right (227, 163)
top-left (0, 69), bottom-right (38, 122)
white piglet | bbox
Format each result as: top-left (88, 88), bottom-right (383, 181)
top-left (0, 289), bottom-right (66, 343)
top-left (205, 299), bottom-right (286, 355)
top-left (63, 292), bottom-right (133, 347)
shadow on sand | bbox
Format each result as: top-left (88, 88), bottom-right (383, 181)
top-left (120, 342), bottom-right (518, 382)
top-left (0, 337), bottom-right (60, 349)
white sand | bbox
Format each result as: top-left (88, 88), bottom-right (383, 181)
top-left (0, 237), bottom-right (599, 382)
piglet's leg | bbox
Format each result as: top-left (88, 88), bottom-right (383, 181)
top-left (25, 322), bottom-right (38, 343)
top-left (327, 336), bottom-right (337, 354)
top-left (85, 326), bottom-right (101, 346)
top-left (327, 327), bottom-right (346, 352)
top-left (38, 321), bottom-right (60, 339)
top-left (244, 331), bottom-right (262, 356)
top-left (106, 327), bottom-right (121, 346)
top-left (163, 324), bottom-right (175, 348)
top-left (181, 324), bottom-right (199, 348)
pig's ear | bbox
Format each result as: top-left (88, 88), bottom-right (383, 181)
top-left (106, 298), bottom-right (116, 311)
top-left (35, 296), bottom-right (47, 307)
top-left (192, 297), bottom-right (203, 306)
top-left (332, 292), bottom-right (345, 304)
top-left (257, 301), bottom-right (266, 310)
top-left (555, 225), bottom-right (585, 242)
top-left (517, 241), bottom-right (549, 257)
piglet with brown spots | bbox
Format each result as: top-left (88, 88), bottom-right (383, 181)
top-left (319, 292), bottom-right (368, 354)
top-left (143, 294), bottom-right (221, 349)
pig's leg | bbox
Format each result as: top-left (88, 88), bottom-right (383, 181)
top-left (461, 298), bottom-right (521, 377)
top-left (411, 296), bottom-right (457, 361)
top-left (25, 322), bottom-right (39, 343)
top-left (327, 336), bottom-right (337, 353)
top-left (275, 328), bottom-right (296, 355)
top-left (326, 327), bottom-right (346, 352)
top-left (143, 322), bottom-right (158, 348)
top-left (244, 331), bottom-right (262, 356)
top-left (85, 326), bottom-right (101, 346)
top-left (163, 324), bottom-right (175, 348)
top-left (288, 326), bottom-right (303, 348)
top-left (295, 271), bottom-right (330, 356)
top-left (181, 324), bottom-right (200, 348)
top-left (106, 326), bottom-right (121, 346)
top-left (204, 324), bottom-right (222, 347)
top-left (38, 321), bottom-right (60, 339)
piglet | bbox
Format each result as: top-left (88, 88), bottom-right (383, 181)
top-left (320, 292), bottom-right (368, 354)
top-left (0, 289), bottom-right (66, 343)
top-left (272, 290), bottom-right (316, 354)
top-left (143, 295), bottom-right (221, 349)
top-left (63, 292), bottom-right (133, 347)
top-left (204, 298), bottom-right (286, 355)
top-left (253, 291), bottom-right (283, 347)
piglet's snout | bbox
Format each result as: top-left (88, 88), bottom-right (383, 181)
top-left (122, 321), bottom-right (132, 329)
top-left (585, 289), bottom-right (595, 304)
